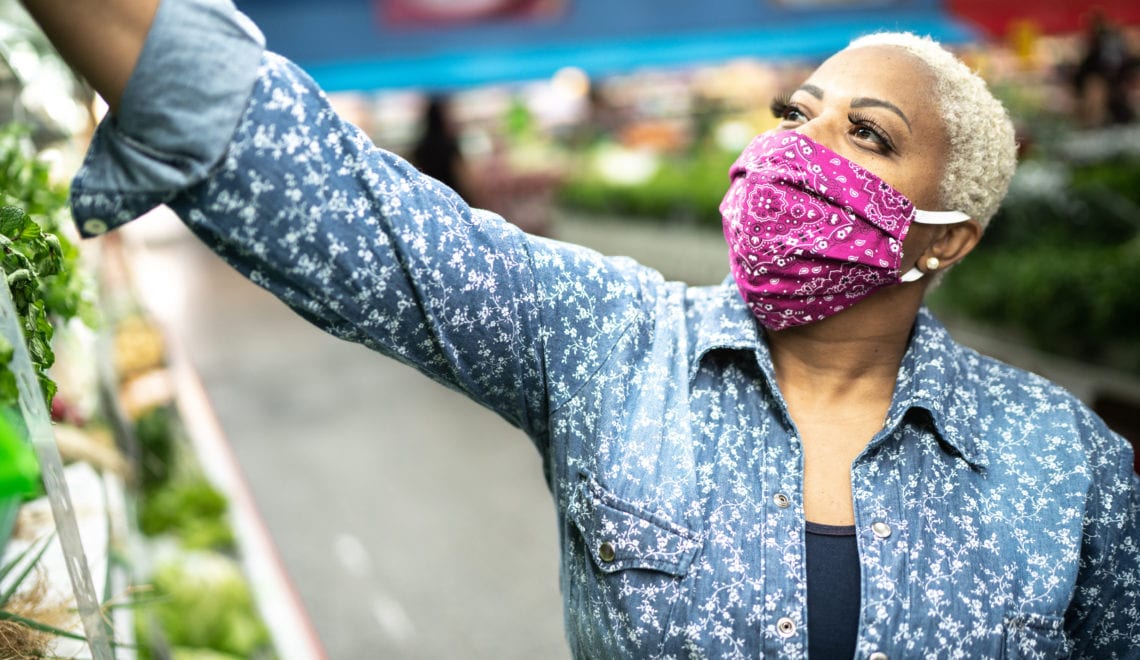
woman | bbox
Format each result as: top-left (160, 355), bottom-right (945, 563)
top-left (23, 0), bottom-right (1140, 657)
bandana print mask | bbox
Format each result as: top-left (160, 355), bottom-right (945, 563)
top-left (719, 131), bottom-right (969, 331)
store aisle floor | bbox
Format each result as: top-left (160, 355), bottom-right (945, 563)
top-left (122, 211), bottom-right (568, 660)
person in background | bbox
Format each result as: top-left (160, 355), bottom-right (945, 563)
top-left (21, 0), bottom-right (1140, 657)
top-left (410, 94), bottom-right (470, 201)
top-left (1073, 11), bottom-right (1136, 125)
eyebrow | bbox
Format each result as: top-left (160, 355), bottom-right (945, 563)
top-left (799, 84), bottom-right (824, 99)
top-left (795, 84), bottom-right (913, 132)
top-left (851, 97), bottom-right (912, 132)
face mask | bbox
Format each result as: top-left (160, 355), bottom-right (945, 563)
top-left (719, 131), bottom-right (968, 331)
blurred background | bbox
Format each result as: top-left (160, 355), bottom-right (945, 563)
top-left (1, 0), bottom-right (1139, 658)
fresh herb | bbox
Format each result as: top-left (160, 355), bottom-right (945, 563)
top-left (0, 126), bottom-right (95, 409)
top-left (139, 471), bottom-right (236, 552)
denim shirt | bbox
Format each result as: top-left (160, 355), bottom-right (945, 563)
top-left (70, 2), bottom-right (1140, 657)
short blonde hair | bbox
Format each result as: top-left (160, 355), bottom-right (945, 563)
top-left (844, 32), bottom-right (1017, 230)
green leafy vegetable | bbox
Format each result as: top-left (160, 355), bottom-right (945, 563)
top-left (139, 472), bottom-right (235, 552)
top-left (137, 551), bottom-right (273, 659)
top-left (0, 126), bottom-right (96, 409)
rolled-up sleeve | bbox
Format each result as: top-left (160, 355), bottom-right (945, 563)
top-left (70, 0), bottom-right (265, 236)
top-left (162, 50), bottom-right (655, 443)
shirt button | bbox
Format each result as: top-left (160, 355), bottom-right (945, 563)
top-left (871, 521), bottom-right (892, 539)
top-left (82, 218), bottom-right (109, 235)
top-left (776, 617), bottom-right (796, 637)
top-left (773, 493), bottom-right (791, 509)
top-left (869, 652), bottom-right (888, 660)
top-left (598, 541), bottom-right (616, 562)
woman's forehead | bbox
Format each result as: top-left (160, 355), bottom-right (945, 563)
top-left (804, 46), bottom-right (936, 110)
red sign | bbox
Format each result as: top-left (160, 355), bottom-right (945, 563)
top-left (948, 0), bottom-right (1140, 37)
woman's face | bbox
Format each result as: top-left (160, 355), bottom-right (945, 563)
top-left (773, 45), bottom-right (949, 211)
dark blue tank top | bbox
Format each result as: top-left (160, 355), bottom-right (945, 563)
top-left (805, 521), bottom-right (860, 659)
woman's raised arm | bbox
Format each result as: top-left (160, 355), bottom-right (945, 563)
top-left (20, 0), bottom-right (653, 450)
top-left (20, 0), bottom-right (159, 113)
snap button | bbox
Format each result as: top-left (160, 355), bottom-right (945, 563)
top-left (82, 218), bottom-right (109, 235)
top-left (871, 521), bottom-right (892, 539)
top-left (773, 493), bottom-right (791, 509)
top-left (598, 541), bottom-right (616, 562)
top-left (869, 652), bottom-right (888, 660)
top-left (776, 616), bottom-right (796, 637)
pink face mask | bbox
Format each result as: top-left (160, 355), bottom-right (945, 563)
top-left (719, 131), bottom-right (968, 331)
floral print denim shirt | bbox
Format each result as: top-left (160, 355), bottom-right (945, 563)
top-left (70, 1), bottom-right (1140, 657)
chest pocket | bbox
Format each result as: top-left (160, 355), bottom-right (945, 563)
top-left (568, 472), bottom-right (700, 575)
top-left (1003, 613), bottom-right (1072, 660)
top-left (563, 470), bottom-right (701, 656)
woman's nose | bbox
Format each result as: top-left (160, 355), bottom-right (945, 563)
top-left (790, 113), bottom-right (844, 154)
top-left (791, 116), bottom-right (823, 142)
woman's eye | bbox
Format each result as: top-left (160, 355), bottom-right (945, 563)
top-left (783, 106), bottom-right (807, 122)
top-left (848, 114), bottom-right (895, 153)
top-left (769, 95), bottom-right (807, 124)
top-left (853, 126), bottom-right (880, 142)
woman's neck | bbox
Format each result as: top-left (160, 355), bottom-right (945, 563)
top-left (761, 290), bottom-right (925, 527)
top-left (766, 300), bottom-right (919, 414)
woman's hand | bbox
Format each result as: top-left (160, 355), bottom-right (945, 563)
top-left (20, 0), bottom-right (159, 113)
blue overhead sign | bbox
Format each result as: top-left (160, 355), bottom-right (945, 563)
top-left (235, 0), bottom-right (977, 91)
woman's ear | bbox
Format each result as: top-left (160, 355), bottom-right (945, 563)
top-left (926, 219), bottom-right (982, 269)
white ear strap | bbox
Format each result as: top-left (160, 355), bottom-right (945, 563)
top-left (900, 267), bottom-right (925, 282)
top-left (914, 209), bottom-right (971, 225)
top-left (901, 211), bottom-right (967, 281)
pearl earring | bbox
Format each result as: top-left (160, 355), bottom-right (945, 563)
top-left (925, 257), bottom-right (941, 271)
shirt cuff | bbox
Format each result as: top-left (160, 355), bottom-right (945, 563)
top-left (70, 0), bottom-right (265, 237)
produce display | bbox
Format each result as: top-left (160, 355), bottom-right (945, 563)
top-left (0, 103), bottom-right (276, 659)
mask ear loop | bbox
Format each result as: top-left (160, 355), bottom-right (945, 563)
top-left (901, 209), bottom-right (971, 281)
top-left (913, 209), bottom-right (971, 225)
top-left (900, 267), bottom-right (926, 282)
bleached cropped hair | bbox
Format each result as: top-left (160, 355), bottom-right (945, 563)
top-left (844, 32), bottom-right (1017, 230)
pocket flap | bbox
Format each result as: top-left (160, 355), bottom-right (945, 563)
top-left (568, 472), bottom-right (700, 577)
top-left (1003, 613), bottom-right (1072, 659)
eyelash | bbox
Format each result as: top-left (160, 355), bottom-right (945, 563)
top-left (769, 94), bottom-right (802, 122)
top-left (847, 111), bottom-right (895, 153)
top-left (768, 95), bottom-right (896, 155)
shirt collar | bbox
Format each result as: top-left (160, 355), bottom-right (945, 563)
top-left (688, 284), bottom-right (986, 469)
top-left (889, 307), bottom-right (987, 469)
top-left (686, 279), bottom-right (769, 383)
top-left (685, 280), bottom-right (789, 430)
